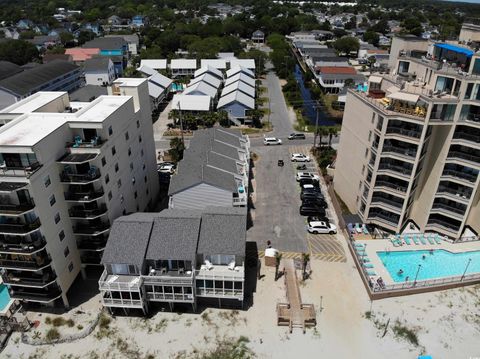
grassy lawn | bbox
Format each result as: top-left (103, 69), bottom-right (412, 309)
top-left (241, 121), bottom-right (273, 135)
top-left (322, 94), bottom-right (344, 119)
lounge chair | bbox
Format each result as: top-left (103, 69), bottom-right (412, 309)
top-left (362, 258), bottom-right (371, 263)
top-left (419, 235), bottom-right (427, 245)
top-left (355, 223), bottom-right (362, 234)
top-left (412, 235), bottom-right (420, 245)
top-left (433, 234), bottom-right (442, 244)
top-left (362, 224), bottom-right (369, 235)
top-left (367, 270), bottom-right (377, 276)
top-left (354, 242), bottom-right (365, 248)
top-left (404, 235), bottom-right (411, 245)
top-left (390, 239), bottom-right (399, 247)
top-left (205, 260), bottom-right (213, 270)
top-left (347, 223), bottom-right (355, 234)
top-left (227, 261), bottom-right (236, 271)
top-left (364, 263), bottom-right (374, 269)
top-left (427, 235), bottom-right (435, 245)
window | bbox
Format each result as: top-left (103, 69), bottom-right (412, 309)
top-left (49, 194), bottom-right (56, 206)
top-left (358, 181), bottom-right (362, 190)
top-left (139, 135), bottom-right (142, 143)
top-left (117, 179), bottom-right (122, 188)
top-left (101, 157), bottom-right (106, 166)
top-left (136, 120), bottom-right (140, 128)
top-left (108, 126), bottom-right (113, 135)
top-left (64, 246), bottom-right (70, 257)
top-left (371, 113), bottom-right (375, 123)
top-left (365, 148), bottom-right (369, 157)
top-left (132, 177), bottom-right (136, 184)
top-left (130, 162), bottom-right (133, 171)
top-left (54, 213), bottom-right (60, 224)
top-left (362, 165), bottom-right (365, 174)
top-left (105, 174), bottom-right (110, 184)
top-left (108, 191), bottom-right (112, 201)
top-left (128, 147), bottom-right (132, 156)
top-left (368, 131), bottom-right (372, 141)
top-left (44, 175), bottom-right (51, 188)
top-left (141, 149), bottom-right (144, 157)
top-left (144, 175), bottom-right (147, 183)
top-left (143, 163), bottom-right (146, 171)
top-left (125, 132), bottom-right (129, 140)
top-left (122, 209), bottom-right (126, 215)
top-left (59, 230), bottom-right (65, 241)
top-left (111, 146), bottom-right (116, 156)
top-left (120, 195), bottom-right (124, 203)
top-left (115, 163), bottom-right (119, 172)
top-left (134, 191), bottom-right (138, 199)
top-left (68, 262), bottom-right (74, 272)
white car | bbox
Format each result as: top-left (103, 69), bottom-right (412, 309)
top-left (296, 172), bottom-right (320, 181)
top-left (291, 153), bottom-right (311, 162)
top-left (307, 221), bottom-right (337, 234)
top-left (263, 137), bottom-right (282, 145)
top-left (158, 163), bottom-right (176, 174)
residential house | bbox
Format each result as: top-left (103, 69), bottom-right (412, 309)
top-left (70, 84), bottom-right (108, 102)
top-left (194, 66), bottom-right (224, 81)
top-left (226, 66), bottom-right (254, 79)
top-left (189, 73), bottom-right (222, 90)
top-left (106, 34), bottom-right (140, 56)
top-left (0, 60), bottom-right (82, 109)
top-left (16, 19), bottom-right (34, 30)
top-left (252, 30), bottom-right (265, 44)
top-left (83, 37), bottom-right (128, 76)
top-left (131, 15), bottom-right (148, 28)
top-left (217, 91), bottom-right (255, 124)
top-left (171, 94), bottom-right (211, 113)
top-left (170, 59), bottom-right (197, 78)
top-left (65, 48), bottom-right (100, 64)
top-left (229, 59), bottom-right (255, 71)
top-left (84, 57), bottom-right (116, 86)
top-left (1, 28), bottom-right (20, 39)
top-left (29, 35), bottom-right (61, 51)
top-left (315, 66), bottom-right (365, 93)
top-left (138, 59), bottom-right (168, 73)
top-left (108, 15), bottom-right (123, 26)
top-left (183, 82), bottom-right (218, 100)
top-left (146, 71), bottom-right (173, 109)
top-left (224, 73), bottom-right (256, 89)
top-left (200, 59), bottom-right (227, 70)
top-left (0, 61), bottom-right (23, 81)
top-left (221, 81), bottom-right (255, 99)
top-left (43, 54), bottom-right (73, 64)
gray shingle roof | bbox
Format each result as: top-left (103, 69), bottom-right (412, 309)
top-left (146, 209), bottom-right (202, 261)
top-left (0, 61), bottom-right (22, 81)
top-left (101, 213), bottom-right (155, 269)
top-left (83, 37), bottom-right (126, 50)
top-left (84, 57), bottom-right (111, 72)
top-left (0, 60), bottom-right (79, 96)
top-left (197, 207), bottom-right (247, 256)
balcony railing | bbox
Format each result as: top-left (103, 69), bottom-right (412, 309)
top-left (233, 196), bottom-right (247, 206)
top-left (64, 190), bottom-right (104, 202)
top-left (66, 136), bottom-right (105, 149)
top-left (431, 202), bottom-right (466, 216)
top-left (77, 239), bottom-right (107, 251)
top-left (73, 222), bottom-right (110, 235)
top-left (60, 169), bottom-right (101, 184)
top-left (370, 196), bottom-right (404, 209)
top-left (0, 255), bottom-right (51, 270)
top-left (0, 219), bottom-right (41, 235)
top-left (374, 180), bottom-right (408, 193)
top-left (460, 113), bottom-right (480, 124)
top-left (146, 292), bottom-right (194, 302)
top-left (0, 201), bottom-right (35, 216)
top-left (368, 212), bottom-right (400, 226)
top-left (99, 271), bottom-right (142, 291)
top-left (385, 127), bottom-right (422, 139)
top-left (102, 297), bottom-right (143, 307)
top-left (0, 238), bottom-right (46, 254)
top-left (143, 273), bottom-right (193, 286)
top-left (9, 287), bottom-right (62, 303)
top-left (437, 186), bottom-right (472, 200)
top-left (447, 151), bottom-right (480, 165)
top-left (427, 218), bottom-right (460, 232)
top-left (69, 205), bottom-right (107, 219)
top-left (452, 132), bottom-right (480, 145)
top-left (442, 169), bottom-right (478, 182)
top-left (0, 162), bottom-right (42, 179)
top-left (378, 163), bottom-right (413, 177)
top-left (381, 145), bottom-right (417, 158)
top-left (2, 272), bottom-right (57, 288)
top-left (196, 288), bottom-right (243, 298)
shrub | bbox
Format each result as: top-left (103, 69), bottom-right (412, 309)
top-left (45, 317), bottom-right (52, 325)
top-left (99, 314), bottom-right (111, 329)
top-left (77, 324), bottom-right (84, 330)
top-left (45, 328), bottom-right (60, 342)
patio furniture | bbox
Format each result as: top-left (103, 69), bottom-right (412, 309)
top-left (404, 235), bottom-right (411, 245)
top-left (420, 236), bottom-right (427, 245)
top-left (433, 234), bottom-right (442, 244)
top-left (412, 235), bottom-right (420, 245)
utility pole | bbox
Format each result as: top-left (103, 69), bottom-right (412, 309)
top-left (313, 101), bottom-right (320, 149)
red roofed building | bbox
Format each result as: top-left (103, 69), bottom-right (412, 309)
top-left (65, 48), bottom-right (100, 64)
top-left (314, 66), bottom-right (365, 93)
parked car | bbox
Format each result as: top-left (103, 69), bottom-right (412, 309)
top-left (302, 197), bottom-right (327, 208)
top-left (296, 172), bottom-right (320, 181)
top-left (299, 178), bottom-right (321, 188)
top-left (299, 204), bottom-right (326, 216)
top-left (158, 162), bottom-right (176, 174)
top-left (301, 191), bottom-right (325, 201)
top-left (291, 153), bottom-right (311, 162)
top-left (263, 137), bottom-right (282, 145)
top-left (288, 133), bottom-right (306, 140)
top-left (301, 185), bottom-right (322, 194)
top-left (307, 221), bottom-right (337, 234)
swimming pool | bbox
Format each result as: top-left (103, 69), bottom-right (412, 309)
top-left (377, 249), bottom-right (480, 282)
top-left (0, 284), bottom-right (11, 311)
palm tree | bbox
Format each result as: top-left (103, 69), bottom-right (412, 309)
top-left (301, 253), bottom-right (310, 280)
top-left (327, 126), bottom-right (338, 147)
top-left (317, 126), bottom-right (330, 149)
top-left (274, 252), bottom-right (283, 281)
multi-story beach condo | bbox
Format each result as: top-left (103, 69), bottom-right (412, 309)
top-left (0, 78), bottom-right (159, 307)
top-left (335, 35), bottom-right (480, 240)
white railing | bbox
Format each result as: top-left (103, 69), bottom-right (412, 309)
top-left (98, 271), bottom-right (142, 291)
top-left (195, 270), bottom-right (244, 281)
top-left (196, 288), bottom-right (243, 299)
top-left (146, 292), bottom-right (194, 302)
top-left (102, 298), bottom-right (143, 307)
top-left (143, 275), bottom-right (193, 285)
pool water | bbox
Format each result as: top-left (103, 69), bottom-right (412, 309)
top-left (377, 250), bottom-right (480, 282)
top-left (0, 284), bottom-right (11, 310)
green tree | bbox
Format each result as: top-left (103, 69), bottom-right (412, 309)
top-left (218, 111), bottom-right (230, 127)
top-left (402, 18), bottom-right (423, 36)
top-left (169, 137), bottom-right (185, 163)
top-left (332, 36), bottom-right (360, 55)
top-left (363, 31), bottom-right (379, 47)
top-left (19, 31), bottom-right (36, 39)
top-left (0, 39), bottom-right (39, 65)
top-left (327, 126), bottom-right (338, 146)
top-left (59, 32), bottom-right (74, 46)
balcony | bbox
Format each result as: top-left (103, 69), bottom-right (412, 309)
top-left (77, 238), bottom-right (107, 251)
top-left (436, 184), bottom-right (472, 202)
top-left (381, 145), bottom-right (417, 160)
top-left (0, 162), bottom-right (42, 179)
top-left (9, 286), bottom-right (62, 303)
top-left (368, 209), bottom-right (400, 227)
top-left (377, 162), bottom-right (413, 178)
top-left (427, 216), bottom-right (460, 234)
top-left (143, 269), bottom-right (194, 286)
top-left (73, 222), bottom-right (110, 236)
top-left (374, 180), bottom-right (408, 194)
top-left (370, 195), bottom-right (404, 210)
top-left (233, 195), bottom-right (247, 206)
top-left (442, 168), bottom-right (478, 183)
top-left (69, 205), bottom-right (107, 219)
top-left (57, 153), bottom-right (99, 165)
top-left (81, 252), bottom-right (103, 265)
top-left (0, 254), bottom-right (52, 271)
top-left (2, 271), bottom-right (57, 288)
top-left (0, 201), bottom-right (35, 216)
top-left (447, 150), bottom-right (480, 167)
top-left (0, 218), bottom-right (41, 235)
top-left (0, 182), bottom-right (28, 193)
top-left (195, 265), bottom-right (245, 281)
top-left (0, 237), bottom-right (46, 255)
top-left (452, 131), bottom-right (480, 147)
top-left (66, 136), bottom-right (105, 149)
top-left (146, 292), bottom-right (194, 302)
top-left (385, 126), bottom-right (422, 139)
top-left (64, 189), bottom-right (104, 202)
top-left (60, 168), bottom-right (101, 184)
top-left (99, 271), bottom-right (142, 291)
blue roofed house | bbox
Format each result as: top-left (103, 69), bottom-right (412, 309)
top-left (83, 37), bottom-right (128, 76)
top-left (217, 91), bottom-right (255, 125)
top-left (16, 19), bottom-right (34, 30)
top-left (131, 15), bottom-right (148, 28)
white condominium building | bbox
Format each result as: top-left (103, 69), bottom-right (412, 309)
top-left (0, 78), bottom-right (159, 307)
top-left (335, 36), bottom-right (480, 240)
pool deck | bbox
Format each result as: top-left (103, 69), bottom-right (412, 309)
top-left (353, 237), bottom-right (480, 287)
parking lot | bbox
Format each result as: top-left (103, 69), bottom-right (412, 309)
top-left (247, 142), bottom-right (346, 262)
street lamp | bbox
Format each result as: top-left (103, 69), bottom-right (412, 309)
top-left (413, 264), bottom-right (422, 287)
top-left (461, 258), bottom-right (472, 281)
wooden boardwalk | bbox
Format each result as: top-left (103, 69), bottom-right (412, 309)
top-left (277, 259), bottom-right (316, 333)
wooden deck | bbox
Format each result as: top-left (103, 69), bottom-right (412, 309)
top-left (276, 259), bottom-right (316, 333)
